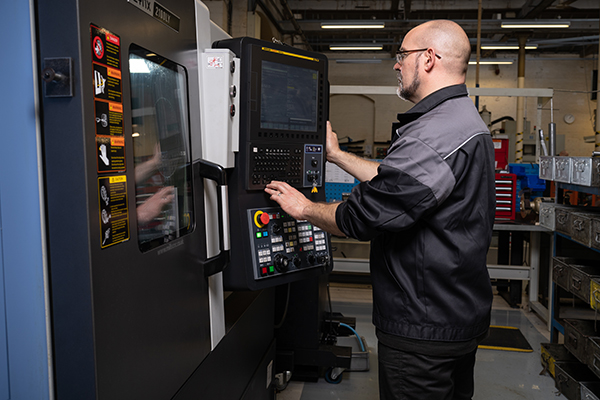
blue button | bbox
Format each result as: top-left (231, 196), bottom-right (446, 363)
top-left (263, 231), bottom-right (269, 237)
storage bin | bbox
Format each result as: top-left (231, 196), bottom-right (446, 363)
top-left (555, 156), bottom-right (573, 183)
top-left (569, 265), bottom-right (600, 303)
top-left (553, 257), bottom-right (575, 291)
top-left (563, 319), bottom-right (600, 365)
top-left (540, 156), bottom-right (555, 180)
top-left (572, 212), bottom-right (600, 248)
top-left (587, 338), bottom-right (600, 379)
top-left (581, 381), bottom-right (600, 400)
top-left (557, 206), bottom-right (584, 236)
top-left (592, 219), bottom-right (600, 252)
top-left (555, 362), bottom-right (600, 400)
top-left (541, 343), bottom-right (578, 378)
top-left (572, 157), bottom-right (600, 187)
top-left (540, 204), bottom-right (573, 231)
top-left (589, 279), bottom-right (600, 311)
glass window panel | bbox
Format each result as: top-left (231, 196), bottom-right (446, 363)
top-left (129, 45), bottom-right (194, 252)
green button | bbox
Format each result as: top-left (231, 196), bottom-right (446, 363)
top-left (256, 232), bottom-right (262, 238)
top-left (269, 266), bottom-right (275, 273)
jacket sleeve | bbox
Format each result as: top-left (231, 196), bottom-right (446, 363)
top-left (335, 136), bottom-right (456, 241)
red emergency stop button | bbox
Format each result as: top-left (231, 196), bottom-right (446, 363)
top-left (254, 210), bottom-right (271, 228)
top-left (260, 212), bottom-right (270, 226)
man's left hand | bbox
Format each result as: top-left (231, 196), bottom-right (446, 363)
top-left (265, 181), bottom-right (312, 221)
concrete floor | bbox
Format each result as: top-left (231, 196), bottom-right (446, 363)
top-left (276, 283), bottom-right (565, 400)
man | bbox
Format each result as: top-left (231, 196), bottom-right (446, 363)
top-left (265, 20), bottom-right (495, 400)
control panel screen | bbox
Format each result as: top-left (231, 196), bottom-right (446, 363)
top-left (260, 61), bottom-right (318, 132)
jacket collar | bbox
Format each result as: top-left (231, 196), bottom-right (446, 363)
top-left (395, 84), bottom-right (469, 128)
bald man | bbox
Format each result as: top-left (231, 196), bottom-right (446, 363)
top-left (266, 20), bottom-right (495, 400)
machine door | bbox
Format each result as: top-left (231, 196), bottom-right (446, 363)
top-left (37, 0), bottom-right (212, 398)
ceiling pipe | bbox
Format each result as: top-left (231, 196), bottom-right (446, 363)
top-left (279, 0), bottom-right (313, 50)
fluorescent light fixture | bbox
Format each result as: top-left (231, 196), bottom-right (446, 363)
top-left (129, 58), bottom-right (150, 73)
top-left (481, 44), bottom-right (538, 50)
top-left (501, 21), bottom-right (570, 29)
top-left (329, 45), bottom-right (383, 51)
top-left (469, 59), bottom-right (515, 65)
top-left (322, 21), bottom-right (385, 29)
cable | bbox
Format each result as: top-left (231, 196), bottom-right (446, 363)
top-left (339, 322), bottom-right (365, 352)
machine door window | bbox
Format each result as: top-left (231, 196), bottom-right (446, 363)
top-left (129, 45), bottom-right (194, 252)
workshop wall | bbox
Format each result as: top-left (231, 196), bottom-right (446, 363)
top-left (329, 55), bottom-right (598, 158)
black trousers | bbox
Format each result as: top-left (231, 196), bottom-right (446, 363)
top-left (378, 341), bottom-right (478, 400)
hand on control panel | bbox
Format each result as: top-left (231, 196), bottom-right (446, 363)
top-left (265, 180), bottom-right (345, 237)
top-left (264, 181), bottom-right (311, 221)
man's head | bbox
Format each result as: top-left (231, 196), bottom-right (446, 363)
top-left (394, 20), bottom-right (471, 103)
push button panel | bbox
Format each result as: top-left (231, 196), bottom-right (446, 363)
top-left (248, 206), bottom-right (331, 281)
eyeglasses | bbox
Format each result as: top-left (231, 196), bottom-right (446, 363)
top-left (395, 48), bottom-right (442, 63)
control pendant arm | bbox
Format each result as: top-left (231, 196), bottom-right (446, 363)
top-left (194, 159), bottom-right (230, 277)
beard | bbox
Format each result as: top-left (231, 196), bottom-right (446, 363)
top-left (396, 63), bottom-right (420, 101)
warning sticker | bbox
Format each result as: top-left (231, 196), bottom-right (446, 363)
top-left (97, 135), bottom-right (126, 173)
top-left (91, 23), bottom-right (125, 178)
top-left (93, 64), bottom-right (122, 103)
top-left (91, 24), bottom-right (121, 69)
top-left (98, 175), bottom-right (130, 248)
top-left (94, 100), bottom-right (123, 136)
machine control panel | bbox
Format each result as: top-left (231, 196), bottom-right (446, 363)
top-left (248, 206), bottom-right (330, 280)
top-left (248, 143), bottom-right (323, 190)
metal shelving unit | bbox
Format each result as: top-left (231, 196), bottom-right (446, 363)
top-left (550, 182), bottom-right (600, 342)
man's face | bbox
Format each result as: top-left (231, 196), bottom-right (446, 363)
top-left (394, 36), bottom-right (422, 102)
top-left (397, 59), bottom-right (420, 102)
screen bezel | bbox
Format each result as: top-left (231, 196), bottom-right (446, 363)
top-left (247, 44), bottom-right (326, 142)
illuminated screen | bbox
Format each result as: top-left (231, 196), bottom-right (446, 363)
top-left (260, 61), bottom-right (318, 132)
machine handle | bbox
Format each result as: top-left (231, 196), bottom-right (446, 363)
top-left (194, 159), bottom-right (230, 277)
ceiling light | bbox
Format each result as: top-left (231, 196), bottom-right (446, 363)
top-left (329, 45), bottom-right (383, 51)
top-left (481, 44), bottom-right (538, 50)
top-left (321, 22), bottom-right (385, 29)
top-left (501, 21), bottom-right (570, 29)
top-left (469, 59), bottom-right (515, 65)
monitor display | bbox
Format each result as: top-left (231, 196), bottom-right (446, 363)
top-left (260, 61), bottom-right (318, 132)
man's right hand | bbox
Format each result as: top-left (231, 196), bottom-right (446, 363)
top-left (324, 121), bottom-right (380, 183)
top-left (326, 121), bottom-right (342, 164)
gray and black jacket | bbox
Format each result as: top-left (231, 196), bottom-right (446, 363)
top-left (335, 84), bottom-right (495, 345)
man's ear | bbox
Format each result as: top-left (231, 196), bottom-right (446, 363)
top-left (423, 49), bottom-right (436, 73)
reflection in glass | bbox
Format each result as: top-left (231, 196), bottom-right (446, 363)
top-left (129, 45), bottom-right (194, 252)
